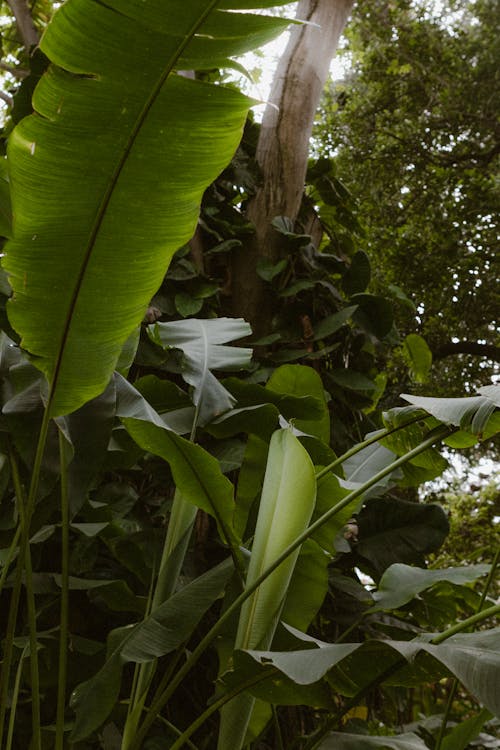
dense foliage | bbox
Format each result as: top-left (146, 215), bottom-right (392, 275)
top-left (0, 2), bottom-right (498, 750)
top-left (314, 0), bottom-right (500, 397)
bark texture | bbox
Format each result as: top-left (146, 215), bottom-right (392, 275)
top-left (6, 0), bottom-right (39, 51)
top-left (231, 0), bottom-right (354, 335)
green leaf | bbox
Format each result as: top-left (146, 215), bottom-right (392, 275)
top-left (4, 0), bottom-right (288, 416)
top-left (149, 317), bottom-right (252, 426)
top-left (330, 369), bottom-right (377, 393)
top-left (421, 628), bottom-right (500, 717)
top-left (281, 539), bottom-right (329, 631)
top-left (342, 250), bottom-right (371, 296)
top-left (402, 334), bottom-right (432, 383)
top-left (256, 257), bottom-right (288, 281)
top-left (266, 365), bottom-right (331, 443)
top-left (237, 429), bottom-right (317, 651)
top-left (115, 375), bottom-right (236, 541)
top-left (70, 557), bottom-right (233, 740)
top-left (318, 733), bottom-right (429, 750)
top-left (174, 292), bottom-right (203, 318)
top-left (400, 386), bottom-right (500, 436)
top-left (0, 157), bottom-right (12, 238)
top-left (222, 377), bottom-right (325, 421)
top-left (351, 294), bottom-right (394, 338)
top-left (312, 306), bottom-right (358, 341)
top-left (354, 498), bottom-right (450, 576)
top-left (208, 404), bottom-right (280, 441)
top-left (370, 563), bottom-right (490, 612)
top-left (441, 707), bottom-right (493, 750)
top-left (219, 429), bottom-right (317, 750)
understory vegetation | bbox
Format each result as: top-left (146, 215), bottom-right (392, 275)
top-left (0, 1), bottom-right (498, 749)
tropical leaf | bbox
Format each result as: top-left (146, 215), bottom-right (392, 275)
top-left (266, 365), bottom-right (331, 443)
top-left (440, 708), bottom-right (493, 750)
top-left (70, 557), bottom-right (233, 740)
top-left (370, 563), bottom-right (490, 612)
top-left (218, 428), bottom-right (317, 750)
top-left (318, 733), bottom-right (429, 750)
top-left (115, 374), bottom-right (236, 541)
top-left (148, 317), bottom-right (252, 426)
top-left (402, 333), bottom-right (432, 383)
top-left (400, 385), bottom-right (500, 436)
top-left (227, 627), bottom-right (500, 717)
top-left (354, 498), bottom-right (450, 577)
top-left (4, 0), bottom-right (290, 416)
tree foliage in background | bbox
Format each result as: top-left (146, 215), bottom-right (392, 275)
top-left (314, 0), bottom-right (499, 397)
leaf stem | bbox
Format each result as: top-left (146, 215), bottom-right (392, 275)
top-left (168, 669), bottom-right (275, 750)
top-left (315, 414), bottom-right (425, 480)
top-left (55, 430), bottom-right (70, 750)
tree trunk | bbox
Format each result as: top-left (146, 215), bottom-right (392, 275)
top-left (231, 0), bottom-right (354, 336)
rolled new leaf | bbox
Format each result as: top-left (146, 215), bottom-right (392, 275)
top-left (218, 427), bottom-right (316, 749)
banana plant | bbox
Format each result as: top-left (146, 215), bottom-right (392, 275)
top-left (0, 1), bottom-right (297, 746)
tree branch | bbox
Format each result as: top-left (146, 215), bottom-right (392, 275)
top-left (0, 91), bottom-right (14, 108)
top-left (433, 341), bottom-right (500, 362)
top-left (0, 61), bottom-right (29, 79)
top-left (6, 0), bottom-right (39, 52)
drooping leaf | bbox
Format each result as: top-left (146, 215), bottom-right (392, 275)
top-left (115, 374), bottom-right (236, 541)
top-left (70, 557), bottom-right (233, 740)
top-left (420, 628), bottom-right (500, 718)
top-left (4, 0), bottom-right (289, 416)
top-left (370, 563), bottom-right (490, 612)
top-left (402, 333), bottom-right (432, 383)
top-left (400, 386), bottom-right (500, 436)
top-left (148, 317), bottom-right (252, 426)
top-left (318, 732), bottom-right (429, 750)
top-left (354, 498), bottom-right (450, 577)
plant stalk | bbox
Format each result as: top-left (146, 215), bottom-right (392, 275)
top-left (55, 430), bottom-right (71, 750)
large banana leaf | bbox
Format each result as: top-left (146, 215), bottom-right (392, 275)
top-left (4, 0), bottom-right (291, 416)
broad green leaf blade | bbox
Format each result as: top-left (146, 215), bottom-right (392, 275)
top-left (266, 365), bottom-right (331, 443)
top-left (422, 628), bottom-right (500, 718)
top-left (122, 420), bottom-right (236, 541)
top-left (401, 387), bottom-right (500, 436)
top-left (354, 498), bottom-right (450, 577)
top-left (441, 707), bottom-right (493, 750)
top-left (222, 377), bottom-right (325, 420)
top-left (71, 557), bottom-right (233, 740)
top-left (281, 539), bottom-right (329, 631)
top-left (115, 374), bottom-right (237, 541)
top-left (4, 0), bottom-right (288, 416)
top-left (370, 563), bottom-right (490, 612)
top-left (149, 317), bottom-right (252, 425)
top-left (402, 333), bottom-right (432, 383)
top-left (318, 733), bottom-right (429, 750)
